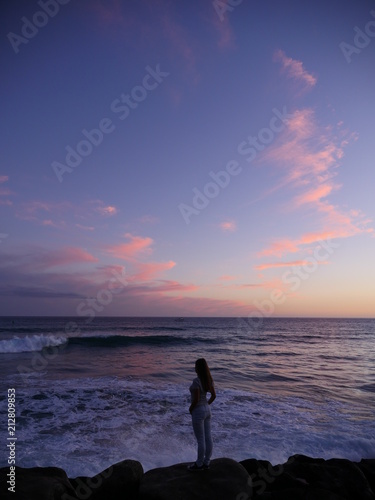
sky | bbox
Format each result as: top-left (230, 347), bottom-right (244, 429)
top-left (1, 0), bottom-right (375, 318)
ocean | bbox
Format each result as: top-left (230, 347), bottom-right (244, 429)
top-left (0, 316), bottom-right (374, 477)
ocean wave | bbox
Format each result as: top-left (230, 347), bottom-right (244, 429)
top-left (118, 326), bottom-right (186, 332)
top-left (0, 327), bottom-right (54, 334)
top-left (68, 334), bottom-right (216, 348)
top-left (0, 334), bottom-right (68, 354)
top-left (0, 333), bottom-right (218, 353)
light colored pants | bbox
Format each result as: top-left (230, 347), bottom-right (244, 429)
top-left (191, 404), bottom-right (213, 467)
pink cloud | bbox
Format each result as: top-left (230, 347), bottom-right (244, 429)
top-left (257, 211), bottom-right (373, 259)
top-left (106, 233), bottom-right (154, 261)
top-left (274, 49), bottom-right (317, 92)
top-left (95, 204), bottom-right (117, 216)
top-left (293, 184), bottom-right (334, 207)
top-left (0, 176), bottom-right (9, 184)
top-left (0, 244), bottom-right (255, 316)
top-left (130, 260), bottom-right (176, 282)
top-left (36, 247), bottom-right (98, 270)
top-left (219, 220), bottom-right (237, 232)
top-left (255, 260), bottom-right (329, 271)
top-left (210, 1), bottom-right (235, 49)
top-left (219, 274), bottom-right (238, 281)
top-left (129, 279), bottom-right (198, 295)
top-left (262, 109), bottom-right (342, 186)
top-left (256, 106), bottom-right (373, 260)
top-left (97, 205), bottom-right (117, 216)
top-left (258, 239), bottom-right (300, 258)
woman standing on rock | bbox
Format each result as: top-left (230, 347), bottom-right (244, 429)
top-left (188, 358), bottom-right (216, 470)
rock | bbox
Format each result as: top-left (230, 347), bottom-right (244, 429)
top-left (0, 460), bottom-right (143, 500)
top-left (138, 457), bottom-right (252, 500)
top-left (279, 455), bottom-right (375, 500)
top-left (2, 456), bottom-right (374, 499)
top-left (240, 457), bottom-right (309, 498)
top-left (239, 455), bottom-right (375, 499)
top-left (69, 459), bottom-right (143, 500)
top-left (359, 459), bottom-right (375, 494)
top-left (0, 465), bottom-right (76, 500)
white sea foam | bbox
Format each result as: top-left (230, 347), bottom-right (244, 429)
top-left (1, 376), bottom-right (374, 477)
top-left (0, 334), bottom-right (67, 353)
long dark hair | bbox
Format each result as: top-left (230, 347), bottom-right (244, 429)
top-left (195, 358), bottom-right (213, 392)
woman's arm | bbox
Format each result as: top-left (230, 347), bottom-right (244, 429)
top-left (189, 387), bottom-right (200, 413)
top-left (208, 383), bottom-right (216, 405)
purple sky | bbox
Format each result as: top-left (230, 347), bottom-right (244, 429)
top-left (1, 0), bottom-right (375, 317)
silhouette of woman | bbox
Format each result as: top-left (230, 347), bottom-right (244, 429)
top-left (188, 358), bottom-right (216, 470)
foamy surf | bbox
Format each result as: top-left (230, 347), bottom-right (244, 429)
top-left (0, 334), bottom-right (67, 353)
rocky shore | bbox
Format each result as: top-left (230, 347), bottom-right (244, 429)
top-left (1, 454), bottom-right (375, 499)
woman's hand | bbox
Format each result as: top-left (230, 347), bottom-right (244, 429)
top-left (189, 387), bottom-right (199, 413)
top-left (208, 384), bottom-right (216, 405)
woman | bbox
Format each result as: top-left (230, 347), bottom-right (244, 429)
top-left (188, 358), bottom-right (216, 470)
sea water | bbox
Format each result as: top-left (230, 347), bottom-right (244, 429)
top-left (0, 316), bottom-right (374, 476)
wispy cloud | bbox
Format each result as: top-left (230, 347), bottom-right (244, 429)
top-left (15, 200), bottom-right (71, 225)
top-left (130, 260), bottom-right (176, 282)
top-left (256, 108), bottom-right (373, 260)
top-left (293, 184), bottom-right (334, 207)
top-left (76, 224), bottom-right (95, 231)
top-left (15, 199), bottom-right (118, 227)
top-left (160, 10), bottom-right (199, 84)
top-left (89, 0), bottom-right (199, 84)
top-left (0, 175), bottom-right (13, 206)
top-left (106, 233), bottom-right (154, 261)
top-left (138, 214), bottom-right (160, 225)
top-left (274, 49), bottom-right (317, 93)
top-left (210, 1), bottom-right (235, 49)
top-left (219, 220), bottom-right (237, 232)
top-left (91, 0), bottom-right (126, 27)
top-left (0, 245), bottom-right (251, 316)
top-left (255, 260), bottom-right (329, 271)
top-left (218, 274), bottom-right (238, 281)
top-left (258, 221), bottom-right (371, 259)
top-left (95, 204), bottom-right (117, 216)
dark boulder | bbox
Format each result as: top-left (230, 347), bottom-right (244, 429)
top-left (69, 459), bottom-right (143, 500)
top-left (0, 465), bottom-right (76, 500)
top-left (358, 459), bottom-right (375, 494)
top-left (0, 459), bottom-right (143, 500)
top-left (139, 457), bottom-right (252, 500)
top-left (279, 455), bottom-right (374, 500)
